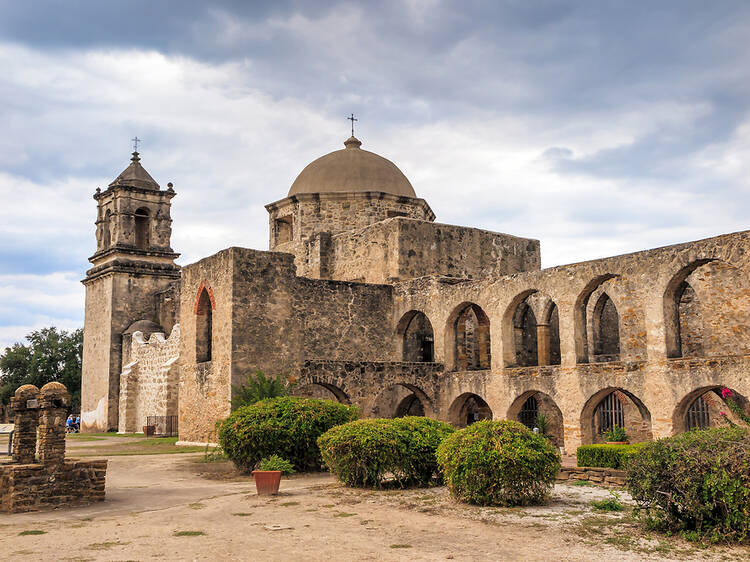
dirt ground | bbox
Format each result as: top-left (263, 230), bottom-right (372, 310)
top-left (0, 437), bottom-right (748, 561)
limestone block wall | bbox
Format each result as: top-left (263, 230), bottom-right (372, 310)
top-left (118, 324), bottom-right (180, 433)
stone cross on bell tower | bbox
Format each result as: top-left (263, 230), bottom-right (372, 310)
top-left (81, 146), bottom-right (180, 432)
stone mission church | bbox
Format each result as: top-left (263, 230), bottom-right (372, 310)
top-left (81, 133), bottom-right (750, 450)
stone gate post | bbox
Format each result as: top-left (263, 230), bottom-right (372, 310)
top-left (10, 384), bottom-right (40, 464)
top-left (38, 382), bottom-right (70, 466)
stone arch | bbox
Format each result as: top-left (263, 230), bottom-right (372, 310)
top-left (446, 302), bottom-right (491, 371)
top-left (574, 274), bottom-right (618, 363)
top-left (580, 387), bottom-right (652, 445)
top-left (396, 310), bottom-right (435, 362)
top-left (507, 390), bottom-right (564, 447)
top-left (134, 207), bottom-right (150, 250)
top-left (672, 386), bottom-right (750, 434)
top-left (371, 383), bottom-right (432, 418)
top-left (448, 392), bottom-right (493, 427)
top-left (505, 291), bottom-right (561, 367)
top-left (295, 381), bottom-right (350, 404)
top-left (664, 259), bottom-right (721, 358)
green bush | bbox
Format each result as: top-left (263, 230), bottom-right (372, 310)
top-left (627, 427), bottom-right (750, 543)
top-left (218, 396), bottom-right (358, 472)
top-left (576, 443), bottom-right (644, 469)
top-left (436, 419), bottom-right (561, 506)
top-left (231, 370), bottom-right (294, 409)
top-left (317, 417), bottom-right (454, 488)
top-left (602, 424), bottom-right (629, 442)
top-left (257, 455), bottom-right (295, 475)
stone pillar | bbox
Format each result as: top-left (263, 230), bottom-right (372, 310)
top-left (10, 385), bottom-right (40, 464)
top-left (38, 382), bottom-right (70, 466)
top-left (537, 324), bottom-right (550, 366)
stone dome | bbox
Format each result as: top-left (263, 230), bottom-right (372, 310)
top-left (288, 136), bottom-right (416, 198)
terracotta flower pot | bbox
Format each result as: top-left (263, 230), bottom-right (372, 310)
top-left (252, 470), bottom-right (282, 495)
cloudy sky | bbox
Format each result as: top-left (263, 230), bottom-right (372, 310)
top-left (1, 1), bottom-right (749, 350)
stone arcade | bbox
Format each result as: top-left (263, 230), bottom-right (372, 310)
top-left (81, 135), bottom-right (750, 451)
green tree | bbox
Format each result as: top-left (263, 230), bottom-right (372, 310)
top-left (0, 327), bottom-right (83, 412)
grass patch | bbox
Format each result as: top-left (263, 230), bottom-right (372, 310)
top-left (333, 512), bottom-right (356, 518)
top-left (173, 530), bottom-right (206, 537)
top-left (390, 544), bottom-right (412, 549)
top-left (280, 502), bottom-right (299, 507)
top-left (74, 437), bottom-right (204, 457)
top-left (570, 480), bottom-right (594, 487)
top-left (188, 502), bottom-right (206, 510)
top-left (85, 541), bottom-right (130, 551)
top-left (18, 530), bottom-right (46, 536)
top-left (64, 434), bottom-right (105, 441)
top-left (591, 491), bottom-right (625, 512)
top-left (232, 512), bottom-right (253, 517)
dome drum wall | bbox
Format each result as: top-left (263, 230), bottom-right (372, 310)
top-left (266, 191), bottom-right (434, 251)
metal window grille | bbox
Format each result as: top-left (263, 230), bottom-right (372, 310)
top-left (686, 396), bottom-right (710, 430)
top-left (519, 395), bottom-right (539, 429)
top-left (145, 415), bottom-right (178, 437)
top-left (596, 393), bottom-right (624, 433)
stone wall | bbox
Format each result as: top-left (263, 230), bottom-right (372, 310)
top-left (118, 324), bottom-right (180, 433)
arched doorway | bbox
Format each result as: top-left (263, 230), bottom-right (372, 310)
top-left (371, 383), bottom-right (430, 418)
top-left (507, 390), bottom-right (564, 447)
top-left (580, 388), bottom-right (652, 444)
top-left (672, 386), bottom-right (750, 433)
top-left (507, 292), bottom-right (561, 367)
top-left (448, 393), bottom-right (493, 427)
top-left (396, 311), bottom-right (435, 362)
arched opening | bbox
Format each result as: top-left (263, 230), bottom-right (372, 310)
top-left (508, 390), bottom-right (565, 447)
top-left (448, 303), bottom-right (491, 371)
top-left (101, 209), bottom-right (112, 249)
top-left (397, 311), bottom-right (435, 362)
top-left (371, 383), bottom-right (430, 418)
top-left (580, 388), bottom-right (652, 445)
top-left (195, 287), bottom-right (213, 363)
top-left (664, 260), bottom-right (715, 358)
top-left (448, 393), bottom-right (493, 427)
top-left (513, 301), bottom-right (537, 366)
top-left (574, 274), bottom-right (618, 364)
top-left (672, 386), bottom-right (750, 434)
top-left (295, 382), bottom-right (350, 404)
top-left (508, 293), bottom-right (562, 367)
top-left (592, 293), bottom-right (620, 362)
top-left (134, 207), bottom-right (150, 250)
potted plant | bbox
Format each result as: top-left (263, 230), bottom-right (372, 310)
top-left (602, 425), bottom-right (629, 445)
top-left (252, 455), bottom-right (295, 495)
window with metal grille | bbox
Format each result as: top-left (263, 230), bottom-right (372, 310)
top-left (519, 395), bottom-right (539, 429)
top-left (596, 392), bottom-right (624, 433)
top-left (686, 395), bottom-right (710, 430)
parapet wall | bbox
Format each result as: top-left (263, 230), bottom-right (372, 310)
top-left (118, 324), bottom-right (180, 433)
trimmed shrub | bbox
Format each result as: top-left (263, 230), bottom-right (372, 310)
top-left (576, 443), bottom-right (644, 469)
top-left (318, 417), bottom-right (454, 488)
top-left (627, 427), bottom-right (750, 543)
top-left (218, 396), bottom-right (358, 472)
top-left (436, 419), bottom-right (561, 506)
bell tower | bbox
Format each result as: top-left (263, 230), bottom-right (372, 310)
top-left (81, 150), bottom-right (180, 432)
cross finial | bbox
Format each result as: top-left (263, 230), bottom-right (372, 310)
top-left (347, 113), bottom-right (358, 137)
top-left (131, 136), bottom-right (141, 153)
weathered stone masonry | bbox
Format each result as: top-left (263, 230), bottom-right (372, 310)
top-left (1, 384), bottom-right (107, 513)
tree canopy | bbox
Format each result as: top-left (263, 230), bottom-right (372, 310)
top-left (0, 327), bottom-right (83, 412)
